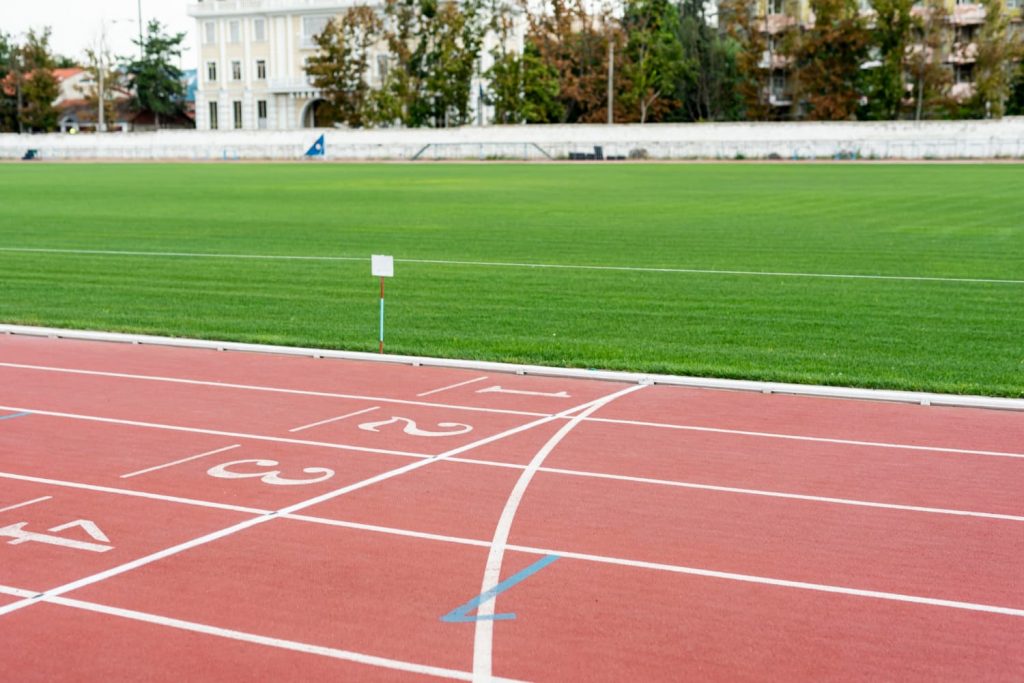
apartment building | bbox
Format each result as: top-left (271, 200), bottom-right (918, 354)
top-left (187, 0), bottom-right (508, 131)
top-left (756, 0), bottom-right (1022, 113)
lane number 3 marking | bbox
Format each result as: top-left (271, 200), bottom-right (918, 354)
top-left (357, 416), bottom-right (473, 437)
top-left (207, 459), bottom-right (335, 486)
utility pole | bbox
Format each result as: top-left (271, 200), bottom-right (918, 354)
top-left (137, 0), bottom-right (145, 59)
top-left (98, 23), bottom-right (106, 133)
top-left (607, 40), bottom-right (614, 124)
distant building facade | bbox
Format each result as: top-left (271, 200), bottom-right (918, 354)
top-left (755, 0), bottom-right (1022, 115)
top-left (187, 0), bottom-right (514, 131)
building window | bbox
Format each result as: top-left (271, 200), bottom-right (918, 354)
top-left (233, 101), bottom-right (243, 129)
top-left (377, 55), bottom-right (389, 82)
top-left (955, 63), bottom-right (975, 84)
top-left (229, 20), bottom-right (241, 44)
top-left (302, 16), bottom-right (330, 47)
top-left (257, 100), bottom-right (268, 129)
top-left (204, 21), bottom-right (216, 45)
top-left (256, 59), bottom-right (267, 80)
top-left (231, 60), bottom-right (242, 81)
top-left (253, 18), bottom-right (267, 42)
top-left (209, 102), bottom-right (218, 130)
top-left (207, 61), bottom-right (217, 81)
top-left (768, 0), bottom-right (784, 13)
top-left (771, 70), bottom-right (787, 97)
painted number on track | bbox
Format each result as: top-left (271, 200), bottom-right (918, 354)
top-left (0, 519), bottom-right (113, 553)
top-left (207, 459), bottom-right (335, 486)
top-left (357, 416), bottom-right (473, 437)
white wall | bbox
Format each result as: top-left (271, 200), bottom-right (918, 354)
top-left (3, 119), bottom-right (1024, 161)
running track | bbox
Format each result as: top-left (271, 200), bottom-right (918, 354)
top-left (0, 332), bottom-right (1022, 681)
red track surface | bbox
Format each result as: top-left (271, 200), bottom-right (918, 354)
top-left (1, 334), bottom-right (1022, 681)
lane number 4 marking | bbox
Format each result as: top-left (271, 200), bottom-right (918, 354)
top-left (0, 519), bottom-right (113, 553)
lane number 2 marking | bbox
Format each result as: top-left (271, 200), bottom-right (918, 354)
top-left (207, 459), bottom-right (335, 486)
top-left (357, 416), bottom-right (473, 437)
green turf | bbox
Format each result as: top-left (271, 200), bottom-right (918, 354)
top-left (0, 162), bottom-right (1021, 397)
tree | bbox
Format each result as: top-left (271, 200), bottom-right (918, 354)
top-left (971, 0), bottom-right (1019, 118)
top-left (485, 10), bottom-right (563, 124)
top-left (306, 7), bottom-right (383, 128)
top-left (81, 46), bottom-right (124, 131)
top-left (862, 0), bottom-right (915, 120)
top-left (0, 32), bottom-right (18, 132)
top-left (621, 0), bottom-right (686, 123)
top-left (123, 20), bottom-right (186, 128)
top-left (419, 0), bottom-right (485, 126)
top-left (674, 0), bottom-right (742, 121)
top-left (16, 28), bottom-right (59, 132)
top-left (718, 0), bottom-right (773, 120)
top-left (790, 0), bottom-right (870, 120)
top-left (906, 0), bottom-right (951, 120)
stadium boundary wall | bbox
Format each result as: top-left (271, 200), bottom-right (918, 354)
top-left (2, 119), bottom-right (1023, 161)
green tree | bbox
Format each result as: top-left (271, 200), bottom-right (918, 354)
top-left (621, 0), bottom-right (686, 122)
top-left (906, 0), bottom-right (951, 120)
top-left (485, 9), bottom-right (563, 123)
top-left (718, 0), bottom-right (773, 120)
top-left (971, 0), bottom-right (1019, 118)
top-left (1008, 62), bottom-right (1024, 115)
top-left (674, 0), bottom-right (741, 121)
top-left (862, 0), bottom-right (915, 119)
top-left (371, 0), bottom-right (424, 126)
top-left (123, 20), bottom-right (186, 128)
top-left (419, 0), bottom-right (485, 126)
top-left (81, 46), bottom-right (123, 130)
top-left (790, 0), bottom-right (870, 120)
top-left (17, 28), bottom-right (59, 132)
top-left (306, 7), bottom-right (383, 128)
top-left (0, 32), bottom-right (19, 132)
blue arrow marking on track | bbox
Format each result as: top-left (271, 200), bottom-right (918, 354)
top-left (441, 554), bottom-right (560, 623)
top-left (0, 412), bottom-right (31, 421)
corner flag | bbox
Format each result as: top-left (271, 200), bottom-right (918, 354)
top-left (305, 135), bottom-right (326, 157)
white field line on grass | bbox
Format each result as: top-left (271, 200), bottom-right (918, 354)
top-left (0, 390), bottom-right (620, 621)
top-left (1, 247), bottom-right (1022, 285)
top-left (473, 384), bottom-right (647, 682)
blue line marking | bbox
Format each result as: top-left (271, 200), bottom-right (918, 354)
top-left (440, 554), bottom-right (559, 623)
top-left (0, 412), bottom-right (31, 421)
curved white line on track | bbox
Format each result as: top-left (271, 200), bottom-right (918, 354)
top-left (471, 383), bottom-right (647, 682)
top-left (0, 247), bottom-right (1020, 285)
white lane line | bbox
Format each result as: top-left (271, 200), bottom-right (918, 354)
top-left (526, 465), bottom-right (1024, 523)
top-left (0, 405), bottom-right (431, 460)
top-left (277, 517), bottom-right (1024, 619)
top-left (0, 496), bottom-right (52, 514)
top-left (0, 363), bottom-right (544, 418)
top-left (3, 362), bottom-right (1019, 460)
top-left (417, 376), bottom-right (489, 398)
top-left (0, 394), bottom-right (613, 620)
top-left (120, 444), bottom-right (242, 479)
top-left (503, 546), bottom-right (1024, 618)
top-left (2, 247), bottom-right (1020, 285)
top-left (472, 383), bottom-right (648, 682)
top-left (40, 595), bottom-right (505, 682)
top-left (0, 471), bottom-right (269, 515)
top-left (289, 407), bottom-right (379, 433)
top-left (584, 416), bottom-right (1024, 460)
top-left (0, 585), bottom-right (36, 599)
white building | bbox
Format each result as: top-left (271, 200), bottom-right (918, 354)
top-left (187, 0), bottom-right (513, 131)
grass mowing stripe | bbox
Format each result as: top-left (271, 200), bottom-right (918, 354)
top-left (0, 163), bottom-right (1021, 397)
top-left (2, 247), bottom-right (1022, 284)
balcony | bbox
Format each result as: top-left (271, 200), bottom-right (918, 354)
top-left (947, 42), bottom-right (979, 64)
top-left (951, 3), bottom-right (986, 25)
top-left (188, 0), bottom-right (362, 17)
top-left (268, 77), bottom-right (321, 95)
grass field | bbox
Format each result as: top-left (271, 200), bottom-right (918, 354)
top-left (0, 162), bottom-right (1021, 397)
